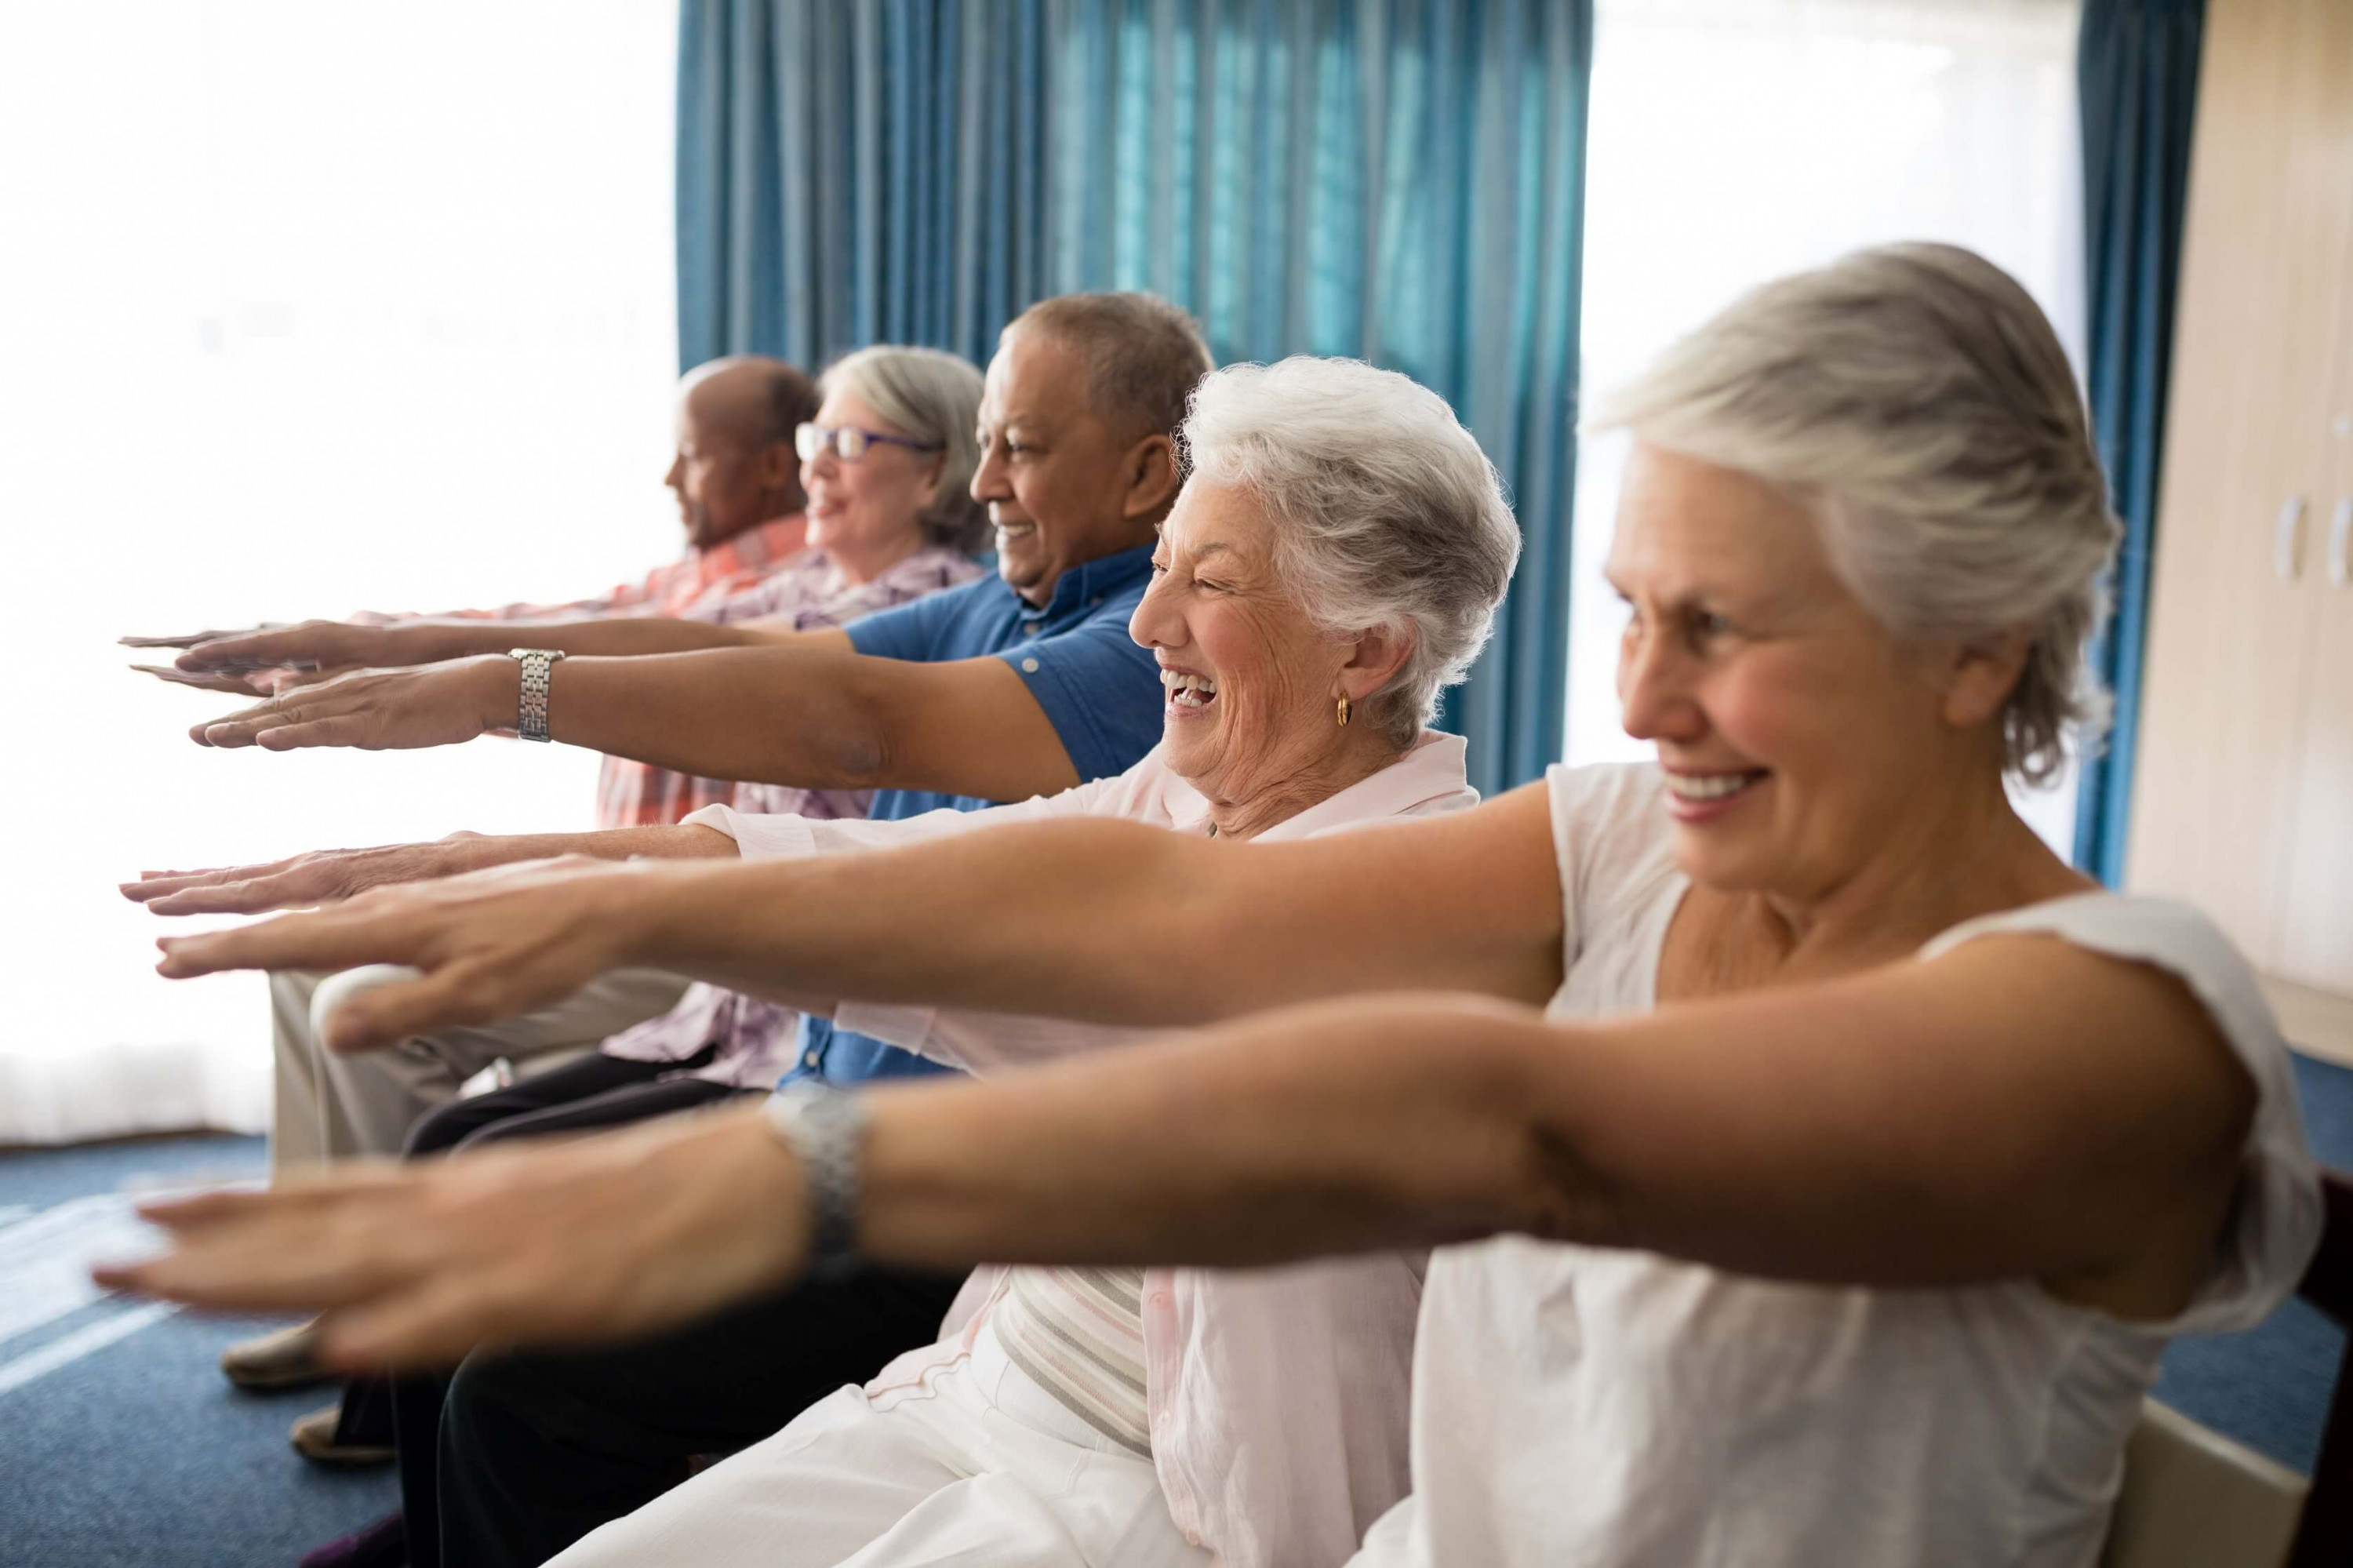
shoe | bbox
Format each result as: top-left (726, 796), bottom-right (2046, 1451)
top-left (290, 1402), bottom-right (395, 1468)
top-left (220, 1318), bottom-right (333, 1391)
top-left (297, 1512), bottom-right (406, 1568)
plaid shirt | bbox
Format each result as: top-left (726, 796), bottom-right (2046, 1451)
top-left (591, 544), bottom-right (984, 827)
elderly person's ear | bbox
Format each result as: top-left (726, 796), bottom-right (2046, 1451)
top-left (1937, 624), bottom-right (2037, 732)
top-left (1341, 622), bottom-right (1417, 703)
top-left (1119, 433), bottom-right (1184, 520)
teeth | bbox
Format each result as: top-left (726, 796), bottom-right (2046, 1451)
top-left (1159, 669), bottom-right (1219, 706)
top-left (995, 520), bottom-right (1037, 537)
top-left (1665, 772), bottom-right (1760, 801)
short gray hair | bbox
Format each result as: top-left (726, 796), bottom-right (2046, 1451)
top-left (1591, 242), bottom-right (2119, 785)
top-left (1010, 293), bottom-right (1215, 439)
top-left (821, 345), bottom-right (989, 551)
top-left (1181, 357), bottom-right (1522, 744)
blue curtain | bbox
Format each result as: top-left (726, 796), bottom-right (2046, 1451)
top-left (2071, 0), bottom-right (2205, 885)
top-left (678, 0), bottom-right (1594, 795)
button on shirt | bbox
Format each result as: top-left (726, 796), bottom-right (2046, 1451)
top-left (777, 545), bottom-right (1162, 1089)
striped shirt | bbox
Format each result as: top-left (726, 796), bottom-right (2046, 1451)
top-left (990, 1265), bottom-right (1153, 1454)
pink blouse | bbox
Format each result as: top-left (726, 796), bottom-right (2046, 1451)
top-left (683, 732), bottom-right (1478, 1568)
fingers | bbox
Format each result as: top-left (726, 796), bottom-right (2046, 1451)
top-left (321, 958), bottom-right (554, 1055)
top-left (122, 857), bottom-right (300, 906)
top-left (155, 907), bottom-right (419, 981)
top-left (255, 715), bottom-right (379, 751)
top-left (129, 664), bottom-right (271, 697)
top-left (315, 1275), bottom-right (506, 1372)
top-left (119, 628), bottom-right (264, 649)
top-left (190, 694), bottom-right (293, 748)
top-left (172, 630), bottom-right (304, 670)
top-left (141, 875), bottom-right (308, 916)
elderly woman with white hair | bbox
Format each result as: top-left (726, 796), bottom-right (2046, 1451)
top-left (123, 353), bottom-right (1521, 1568)
top-left (115, 247), bottom-right (2318, 1568)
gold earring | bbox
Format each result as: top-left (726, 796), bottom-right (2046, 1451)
top-left (1336, 693), bottom-right (1351, 728)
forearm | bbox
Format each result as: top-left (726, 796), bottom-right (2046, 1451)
top-left (387, 615), bottom-right (768, 662)
top-left (626, 806), bottom-right (1559, 1025)
top-left (854, 995), bottom-right (1568, 1270)
top-left (544, 647), bottom-right (889, 791)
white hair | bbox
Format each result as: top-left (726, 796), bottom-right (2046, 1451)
top-left (821, 345), bottom-right (988, 550)
top-left (1591, 242), bottom-right (2121, 785)
top-left (1180, 357), bottom-right (1522, 743)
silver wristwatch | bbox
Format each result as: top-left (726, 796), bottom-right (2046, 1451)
top-left (762, 1079), bottom-right (868, 1282)
top-left (506, 648), bottom-right (566, 741)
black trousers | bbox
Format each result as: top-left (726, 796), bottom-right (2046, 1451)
top-left (354, 1052), bottom-right (966, 1568)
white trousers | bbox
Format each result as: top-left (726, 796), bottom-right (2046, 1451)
top-left (550, 1321), bottom-right (1213, 1568)
top-left (267, 964), bottom-right (692, 1175)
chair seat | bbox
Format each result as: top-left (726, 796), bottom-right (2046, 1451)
top-left (2101, 1398), bottom-right (2308, 1568)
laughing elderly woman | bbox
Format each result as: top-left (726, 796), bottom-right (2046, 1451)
top-left (115, 248), bottom-right (2318, 1568)
top-left (123, 355), bottom-right (1519, 1568)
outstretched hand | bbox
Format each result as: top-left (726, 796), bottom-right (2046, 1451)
top-left (185, 655), bottom-right (516, 751)
top-left (125, 619), bottom-right (380, 674)
top-left (93, 1101), bottom-right (811, 1370)
top-left (122, 834), bottom-right (495, 917)
top-left (155, 855), bottom-right (661, 1053)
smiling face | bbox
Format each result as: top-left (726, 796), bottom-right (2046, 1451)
top-left (798, 388), bottom-right (943, 571)
top-left (1608, 442), bottom-right (1993, 903)
top-left (1130, 479), bottom-right (1369, 806)
top-left (971, 325), bottom-right (1167, 605)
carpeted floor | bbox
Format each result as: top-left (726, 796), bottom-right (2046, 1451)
top-left (0, 1133), bottom-right (396, 1568)
top-left (4, 1052), bottom-right (2350, 1566)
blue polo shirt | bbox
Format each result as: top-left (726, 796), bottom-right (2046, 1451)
top-left (781, 544), bottom-right (1163, 1088)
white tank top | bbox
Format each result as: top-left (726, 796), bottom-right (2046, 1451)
top-left (1351, 762), bottom-right (2322, 1568)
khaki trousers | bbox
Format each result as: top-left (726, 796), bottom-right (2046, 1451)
top-left (267, 965), bottom-right (693, 1177)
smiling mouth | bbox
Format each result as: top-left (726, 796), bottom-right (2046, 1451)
top-left (1664, 769), bottom-right (1767, 803)
top-left (995, 520), bottom-right (1038, 540)
top-left (1161, 669), bottom-right (1219, 709)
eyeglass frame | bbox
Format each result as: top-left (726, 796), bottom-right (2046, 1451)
top-left (795, 422), bottom-right (943, 464)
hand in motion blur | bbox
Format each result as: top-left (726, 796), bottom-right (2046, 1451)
top-left (184, 654), bottom-right (516, 751)
top-left (122, 834), bottom-right (496, 916)
top-left (155, 855), bottom-right (658, 1053)
top-left (93, 1101), bottom-right (810, 1370)
top-left (126, 618), bottom-right (395, 674)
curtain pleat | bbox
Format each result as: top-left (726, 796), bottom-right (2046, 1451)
top-left (676, 0), bottom-right (1592, 795)
top-left (2071, 0), bottom-right (2205, 885)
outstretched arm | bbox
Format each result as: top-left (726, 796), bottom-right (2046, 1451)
top-left (152, 782), bottom-right (1569, 1047)
top-left (138, 613), bottom-right (814, 679)
top-left (101, 939), bottom-right (2253, 1369)
top-left (178, 642), bottom-right (1086, 803)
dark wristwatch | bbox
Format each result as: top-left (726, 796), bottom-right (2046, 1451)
top-left (762, 1079), bottom-right (869, 1281)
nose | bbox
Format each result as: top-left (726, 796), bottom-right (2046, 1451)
top-left (970, 443), bottom-right (1009, 504)
top-left (1128, 568), bottom-right (1184, 652)
top-left (664, 453), bottom-right (685, 493)
top-left (1616, 621), bottom-right (1704, 744)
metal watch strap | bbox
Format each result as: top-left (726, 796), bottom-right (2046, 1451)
top-left (506, 648), bottom-right (566, 742)
top-left (763, 1080), bottom-right (868, 1282)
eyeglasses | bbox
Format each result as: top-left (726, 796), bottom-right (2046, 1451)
top-left (795, 423), bottom-right (943, 464)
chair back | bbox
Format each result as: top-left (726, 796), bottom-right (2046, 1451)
top-left (2286, 1166), bottom-right (2353, 1567)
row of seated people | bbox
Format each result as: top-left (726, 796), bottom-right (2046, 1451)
top-left (109, 252), bottom-right (2318, 1568)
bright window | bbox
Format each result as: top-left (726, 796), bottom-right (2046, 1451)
top-left (0, 2), bottom-right (679, 1141)
top-left (1569, 0), bottom-right (2086, 852)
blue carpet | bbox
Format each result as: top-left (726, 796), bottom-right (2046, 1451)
top-left (3, 1054), bottom-right (2349, 1565)
top-left (0, 1135), bottom-right (397, 1568)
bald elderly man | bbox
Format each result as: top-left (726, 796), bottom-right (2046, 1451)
top-left (134, 355), bottom-right (825, 828)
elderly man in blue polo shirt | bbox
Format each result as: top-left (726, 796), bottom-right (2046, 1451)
top-left (138, 292), bottom-right (1211, 1568)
